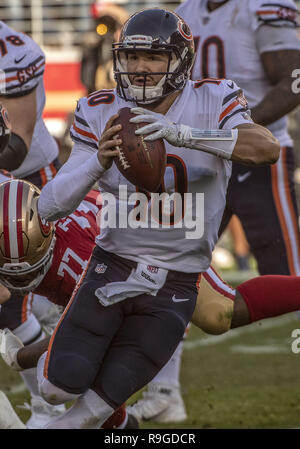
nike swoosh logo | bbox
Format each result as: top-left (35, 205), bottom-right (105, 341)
top-left (237, 172), bottom-right (251, 183)
top-left (14, 55), bottom-right (26, 64)
top-left (227, 81), bottom-right (234, 89)
top-left (172, 295), bottom-right (190, 303)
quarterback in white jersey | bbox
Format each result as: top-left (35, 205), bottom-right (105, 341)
top-left (0, 21), bottom-right (59, 179)
top-left (34, 10), bottom-right (279, 429)
top-left (66, 79), bottom-right (255, 273)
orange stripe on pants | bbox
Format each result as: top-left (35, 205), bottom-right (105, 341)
top-left (21, 295), bottom-right (29, 323)
top-left (271, 147), bottom-right (300, 275)
top-left (43, 255), bottom-right (92, 379)
top-left (281, 148), bottom-right (300, 265)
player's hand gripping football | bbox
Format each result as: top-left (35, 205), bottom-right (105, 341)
top-left (130, 107), bottom-right (187, 147)
top-left (97, 113), bottom-right (122, 170)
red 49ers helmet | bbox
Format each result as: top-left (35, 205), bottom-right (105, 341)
top-left (0, 180), bottom-right (55, 294)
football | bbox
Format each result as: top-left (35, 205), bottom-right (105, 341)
top-left (113, 107), bottom-right (166, 192)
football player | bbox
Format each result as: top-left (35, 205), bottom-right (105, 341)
top-left (30, 9), bottom-right (294, 429)
top-left (133, 0), bottom-right (300, 425)
top-left (0, 20), bottom-right (64, 427)
top-left (137, 0), bottom-right (300, 426)
top-left (0, 20), bottom-right (60, 184)
top-left (0, 178), bottom-right (137, 429)
top-left (176, 0), bottom-right (300, 272)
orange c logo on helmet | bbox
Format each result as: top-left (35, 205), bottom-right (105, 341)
top-left (178, 21), bottom-right (193, 41)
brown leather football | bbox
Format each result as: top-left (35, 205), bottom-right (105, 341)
top-left (113, 107), bottom-right (166, 192)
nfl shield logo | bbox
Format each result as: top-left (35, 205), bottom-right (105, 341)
top-left (95, 263), bottom-right (107, 274)
top-left (147, 265), bottom-right (159, 274)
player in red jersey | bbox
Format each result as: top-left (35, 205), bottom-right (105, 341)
top-left (0, 179), bottom-right (137, 429)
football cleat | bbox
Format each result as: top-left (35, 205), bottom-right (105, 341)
top-left (124, 413), bottom-right (139, 429)
top-left (0, 391), bottom-right (26, 429)
top-left (20, 396), bottom-right (66, 429)
top-left (127, 383), bottom-right (187, 423)
top-left (0, 328), bottom-right (24, 371)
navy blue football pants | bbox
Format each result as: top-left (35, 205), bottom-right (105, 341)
top-left (44, 246), bottom-right (198, 408)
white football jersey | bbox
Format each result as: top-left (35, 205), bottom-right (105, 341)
top-left (0, 21), bottom-right (58, 178)
top-left (176, 0), bottom-right (300, 147)
top-left (70, 80), bottom-right (252, 273)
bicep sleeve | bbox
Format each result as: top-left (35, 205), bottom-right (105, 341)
top-left (256, 24), bottom-right (300, 54)
top-left (2, 55), bottom-right (45, 98)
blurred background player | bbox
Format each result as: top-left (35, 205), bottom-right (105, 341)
top-left (0, 19), bottom-right (65, 427)
top-left (178, 0), bottom-right (300, 275)
top-left (0, 179), bottom-right (138, 429)
top-left (128, 0), bottom-right (300, 425)
top-left (60, 2), bottom-right (129, 162)
top-left (80, 1), bottom-right (129, 94)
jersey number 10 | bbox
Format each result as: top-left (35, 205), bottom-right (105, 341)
top-left (193, 35), bottom-right (225, 80)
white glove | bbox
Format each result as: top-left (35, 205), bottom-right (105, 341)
top-left (0, 328), bottom-right (24, 371)
top-left (130, 107), bottom-right (238, 160)
top-left (130, 107), bottom-right (190, 147)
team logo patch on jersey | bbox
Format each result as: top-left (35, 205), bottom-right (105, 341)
top-left (95, 263), bottom-right (107, 274)
top-left (147, 265), bottom-right (159, 274)
top-left (237, 92), bottom-right (248, 109)
top-left (278, 7), bottom-right (297, 21)
top-left (17, 64), bottom-right (38, 85)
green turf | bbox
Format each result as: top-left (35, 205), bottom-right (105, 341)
top-left (1, 312), bottom-right (300, 429)
top-left (128, 315), bottom-right (300, 429)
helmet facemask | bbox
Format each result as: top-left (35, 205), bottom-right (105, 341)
top-left (0, 235), bottom-right (56, 296)
top-left (113, 39), bottom-right (190, 104)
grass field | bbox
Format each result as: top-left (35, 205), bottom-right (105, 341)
top-left (2, 306), bottom-right (300, 429)
top-left (133, 314), bottom-right (300, 429)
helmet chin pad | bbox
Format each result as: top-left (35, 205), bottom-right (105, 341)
top-left (115, 48), bottom-right (182, 104)
top-left (127, 75), bottom-right (166, 104)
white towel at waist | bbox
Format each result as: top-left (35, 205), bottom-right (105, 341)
top-left (95, 262), bottom-right (168, 307)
